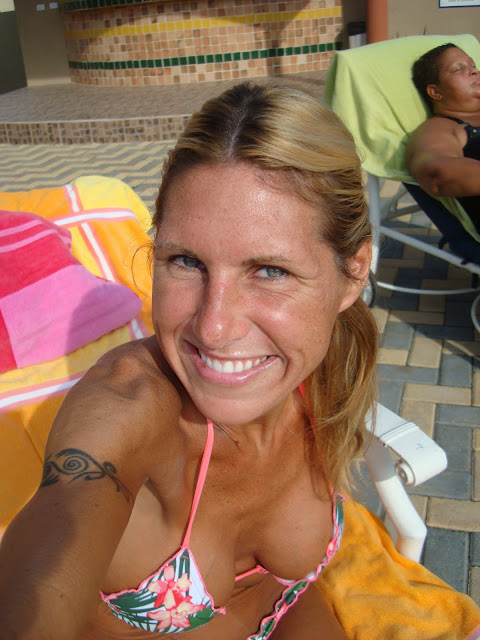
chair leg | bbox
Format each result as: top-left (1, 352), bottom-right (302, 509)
top-left (361, 273), bottom-right (377, 307)
top-left (367, 174), bottom-right (381, 275)
top-left (364, 438), bottom-right (427, 563)
top-left (471, 292), bottom-right (480, 334)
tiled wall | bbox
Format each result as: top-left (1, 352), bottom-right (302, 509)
top-left (63, 0), bottom-right (343, 86)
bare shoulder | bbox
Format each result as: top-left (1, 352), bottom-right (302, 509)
top-left (406, 116), bottom-right (466, 161)
top-left (405, 116), bottom-right (469, 184)
top-left (47, 336), bottom-right (182, 478)
top-left (88, 337), bottom-right (171, 390)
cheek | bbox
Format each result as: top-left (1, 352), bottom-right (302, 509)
top-left (266, 290), bottom-right (341, 350)
top-left (152, 276), bottom-right (196, 329)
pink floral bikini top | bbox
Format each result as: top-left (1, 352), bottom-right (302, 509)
top-left (101, 418), bottom-right (344, 639)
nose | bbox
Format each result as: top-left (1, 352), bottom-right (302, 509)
top-left (192, 277), bottom-right (250, 349)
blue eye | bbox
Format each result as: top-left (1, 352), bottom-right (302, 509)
top-left (257, 266), bottom-right (288, 278)
top-left (173, 255), bottom-right (204, 270)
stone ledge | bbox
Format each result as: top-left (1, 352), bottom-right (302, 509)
top-left (0, 115), bottom-right (191, 145)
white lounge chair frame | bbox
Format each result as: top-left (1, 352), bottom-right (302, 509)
top-left (366, 404), bottom-right (447, 562)
top-left (367, 175), bottom-right (480, 333)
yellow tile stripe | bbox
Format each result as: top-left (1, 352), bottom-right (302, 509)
top-left (65, 6), bottom-right (342, 40)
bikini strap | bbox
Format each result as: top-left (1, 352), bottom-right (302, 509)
top-left (182, 418), bottom-right (215, 547)
top-left (434, 114), bottom-right (469, 126)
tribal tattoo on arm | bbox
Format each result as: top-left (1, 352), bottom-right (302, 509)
top-left (40, 448), bottom-right (133, 503)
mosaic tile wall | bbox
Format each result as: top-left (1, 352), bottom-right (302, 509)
top-left (0, 115), bottom-right (191, 144)
top-left (62, 0), bottom-right (343, 85)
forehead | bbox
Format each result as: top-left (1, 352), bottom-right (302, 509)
top-left (158, 164), bottom-right (329, 258)
top-left (439, 47), bottom-right (474, 69)
top-left (160, 164), bottom-right (321, 233)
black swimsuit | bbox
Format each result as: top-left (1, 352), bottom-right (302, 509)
top-left (436, 115), bottom-right (480, 231)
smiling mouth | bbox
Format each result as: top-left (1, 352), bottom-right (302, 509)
top-left (198, 349), bottom-right (269, 374)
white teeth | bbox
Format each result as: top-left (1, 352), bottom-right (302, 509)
top-left (212, 359), bottom-right (223, 373)
top-left (223, 361), bottom-right (235, 373)
top-left (198, 350), bottom-right (268, 374)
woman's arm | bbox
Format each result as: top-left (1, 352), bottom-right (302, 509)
top-left (0, 458), bottom-right (135, 640)
top-left (0, 347), bottom-right (180, 640)
top-left (270, 584), bottom-right (347, 640)
top-left (405, 118), bottom-right (480, 198)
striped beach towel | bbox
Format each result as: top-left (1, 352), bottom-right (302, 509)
top-left (0, 209), bottom-right (141, 374)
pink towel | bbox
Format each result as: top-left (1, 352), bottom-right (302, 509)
top-left (0, 210), bottom-right (141, 373)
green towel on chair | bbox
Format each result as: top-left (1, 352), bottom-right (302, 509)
top-left (324, 34), bottom-right (480, 243)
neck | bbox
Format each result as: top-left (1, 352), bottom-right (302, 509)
top-left (434, 103), bottom-right (480, 124)
top-left (211, 389), bottom-right (307, 454)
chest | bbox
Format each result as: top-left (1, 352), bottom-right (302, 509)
top-left (463, 124), bottom-right (480, 160)
top-left (101, 454), bottom-right (333, 609)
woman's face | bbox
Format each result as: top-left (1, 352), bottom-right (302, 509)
top-left (152, 164), bottom-right (368, 426)
top-left (429, 47), bottom-right (480, 109)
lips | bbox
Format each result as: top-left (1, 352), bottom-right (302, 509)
top-left (198, 348), bottom-right (269, 374)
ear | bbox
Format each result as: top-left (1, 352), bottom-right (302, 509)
top-left (427, 83), bottom-right (443, 102)
top-left (339, 240), bottom-right (372, 313)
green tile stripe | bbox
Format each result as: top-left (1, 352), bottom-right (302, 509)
top-left (68, 42), bottom-right (341, 71)
top-left (61, 0), bottom-right (152, 11)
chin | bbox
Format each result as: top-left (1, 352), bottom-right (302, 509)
top-left (190, 393), bottom-right (281, 427)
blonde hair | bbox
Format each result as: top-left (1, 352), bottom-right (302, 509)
top-left (153, 82), bottom-right (377, 489)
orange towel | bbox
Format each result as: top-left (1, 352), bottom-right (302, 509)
top-left (0, 176), bottom-right (153, 528)
top-left (316, 500), bottom-right (480, 639)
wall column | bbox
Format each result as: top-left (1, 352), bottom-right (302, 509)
top-left (366, 0), bottom-right (388, 43)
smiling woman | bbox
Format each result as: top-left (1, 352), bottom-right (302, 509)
top-left (153, 83), bottom-right (376, 488)
top-left (0, 82), bottom-right (376, 640)
top-left (406, 44), bottom-right (480, 230)
top-left (152, 162), bottom-right (364, 431)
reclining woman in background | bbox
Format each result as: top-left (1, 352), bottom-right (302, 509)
top-left (0, 82), bottom-right (375, 639)
top-left (406, 43), bottom-right (480, 231)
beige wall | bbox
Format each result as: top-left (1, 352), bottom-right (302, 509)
top-left (388, 0), bottom-right (480, 39)
top-left (14, 0), bottom-right (70, 85)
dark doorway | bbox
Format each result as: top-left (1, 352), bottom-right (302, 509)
top-left (0, 9), bottom-right (27, 94)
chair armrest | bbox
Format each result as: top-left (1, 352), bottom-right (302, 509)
top-left (364, 403), bottom-right (448, 561)
top-left (367, 403), bottom-right (448, 487)
top-left (364, 438), bottom-right (427, 561)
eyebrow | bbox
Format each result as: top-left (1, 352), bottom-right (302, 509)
top-left (449, 57), bottom-right (475, 67)
top-left (155, 240), bottom-right (194, 254)
top-left (155, 241), bottom-right (294, 266)
top-left (242, 254), bottom-right (294, 266)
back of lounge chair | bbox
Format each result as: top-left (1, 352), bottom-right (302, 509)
top-left (324, 34), bottom-right (480, 329)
